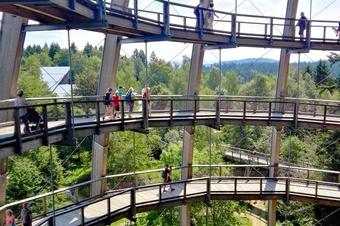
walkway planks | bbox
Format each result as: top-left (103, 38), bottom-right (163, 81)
top-left (32, 178), bottom-right (340, 226)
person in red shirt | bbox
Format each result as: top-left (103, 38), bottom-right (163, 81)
top-left (5, 209), bottom-right (15, 226)
top-left (112, 91), bottom-right (120, 119)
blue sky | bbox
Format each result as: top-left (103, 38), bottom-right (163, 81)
top-left (24, 0), bottom-right (340, 63)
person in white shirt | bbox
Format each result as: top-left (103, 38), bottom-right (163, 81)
top-left (205, 2), bottom-right (219, 29)
top-left (14, 90), bottom-right (30, 134)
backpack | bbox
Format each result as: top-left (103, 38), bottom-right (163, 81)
top-left (125, 92), bottom-right (132, 100)
top-left (103, 92), bottom-right (111, 105)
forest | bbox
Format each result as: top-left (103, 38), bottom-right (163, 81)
top-left (6, 42), bottom-right (340, 225)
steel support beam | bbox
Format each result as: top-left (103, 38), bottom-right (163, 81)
top-left (0, 13), bottom-right (27, 225)
top-left (180, 1), bottom-right (210, 225)
top-left (268, 1), bottom-right (299, 226)
top-left (90, 0), bottom-right (129, 197)
top-left (23, 20), bottom-right (108, 32)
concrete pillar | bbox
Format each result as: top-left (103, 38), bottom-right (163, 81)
top-left (268, 1), bottom-right (299, 225)
top-left (90, 0), bottom-right (129, 197)
top-left (180, 1), bottom-right (210, 225)
top-left (0, 14), bottom-right (27, 225)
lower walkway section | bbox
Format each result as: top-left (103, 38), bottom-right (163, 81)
top-left (33, 177), bottom-right (340, 226)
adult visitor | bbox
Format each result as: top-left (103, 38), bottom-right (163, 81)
top-left (296, 12), bottom-right (308, 41)
top-left (205, 2), bottom-right (219, 29)
top-left (103, 87), bottom-right (113, 120)
top-left (20, 203), bottom-right (32, 226)
top-left (162, 165), bottom-right (175, 192)
top-left (14, 90), bottom-right (30, 134)
top-left (125, 87), bottom-right (135, 118)
top-left (194, 0), bottom-right (205, 32)
top-left (112, 91), bottom-right (120, 119)
top-left (142, 87), bottom-right (151, 116)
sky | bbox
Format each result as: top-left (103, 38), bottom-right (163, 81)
top-left (23, 0), bottom-right (340, 63)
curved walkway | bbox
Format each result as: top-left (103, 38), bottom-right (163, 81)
top-left (0, 0), bottom-right (339, 50)
top-left (0, 96), bottom-right (339, 157)
top-left (0, 165), bottom-right (338, 226)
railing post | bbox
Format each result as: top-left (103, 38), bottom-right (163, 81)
top-left (107, 197), bottom-right (111, 223)
top-left (260, 178), bottom-right (263, 195)
top-left (294, 102), bottom-right (299, 129)
top-left (269, 17), bottom-right (273, 44)
top-left (120, 100), bottom-right (125, 130)
top-left (81, 206), bottom-right (85, 225)
top-left (323, 105), bottom-right (327, 128)
top-left (234, 178), bottom-right (237, 195)
top-left (305, 20), bottom-right (311, 48)
top-left (322, 26), bottom-right (326, 42)
top-left (84, 98), bottom-right (89, 118)
top-left (169, 98), bottom-right (173, 126)
top-left (315, 182), bottom-right (318, 199)
top-left (43, 196), bottom-right (47, 216)
top-left (133, 0), bottom-right (138, 29)
top-left (215, 99), bottom-right (221, 129)
top-left (243, 101), bottom-right (246, 122)
top-left (183, 17), bottom-right (187, 30)
top-left (206, 177), bottom-right (211, 203)
top-left (268, 102), bottom-right (272, 125)
top-left (65, 102), bottom-right (73, 139)
top-left (162, 0), bottom-right (170, 36)
top-left (14, 108), bottom-right (22, 154)
top-left (159, 185), bottom-right (162, 205)
top-left (42, 105), bottom-right (49, 146)
top-left (285, 178), bottom-right (290, 203)
top-left (193, 98), bottom-right (197, 125)
top-left (231, 14), bottom-right (237, 44)
top-left (264, 23), bottom-right (268, 39)
top-left (95, 101), bottom-right (101, 135)
top-left (129, 189), bottom-right (136, 221)
top-left (48, 216), bottom-right (54, 226)
top-left (142, 99), bottom-right (149, 130)
top-left (307, 170), bottom-right (310, 186)
top-left (219, 166), bottom-right (222, 177)
top-left (237, 22), bottom-right (241, 37)
top-left (53, 99), bottom-right (59, 121)
top-left (184, 180), bottom-right (187, 200)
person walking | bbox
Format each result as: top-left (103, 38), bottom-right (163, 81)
top-left (14, 90), bottom-right (30, 134)
top-left (162, 165), bottom-right (175, 192)
top-left (142, 87), bottom-right (151, 116)
top-left (205, 2), bottom-right (219, 29)
top-left (117, 86), bottom-right (124, 116)
top-left (20, 203), bottom-right (32, 226)
top-left (112, 91), bottom-right (120, 119)
top-left (103, 87), bottom-right (113, 120)
top-left (5, 209), bottom-right (15, 226)
top-left (296, 12), bottom-right (308, 41)
top-left (125, 87), bottom-right (135, 118)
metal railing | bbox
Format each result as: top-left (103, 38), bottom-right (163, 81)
top-left (1, 164), bottom-right (339, 225)
top-left (0, 96), bottom-right (339, 153)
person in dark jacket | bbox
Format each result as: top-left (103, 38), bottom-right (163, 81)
top-left (296, 12), bottom-right (308, 41)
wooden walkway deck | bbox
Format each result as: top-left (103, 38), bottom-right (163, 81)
top-left (32, 177), bottom-right (340, 226)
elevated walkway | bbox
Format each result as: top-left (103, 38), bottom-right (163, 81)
top-left (0, 165), bottom-right (338, 226)
top-left (0, 0), bottom-right (339, 50)
top-left (0, 96), bottom-right (339, 157)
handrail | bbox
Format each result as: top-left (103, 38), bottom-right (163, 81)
top-left (1, 164), bottom-right (339, 212)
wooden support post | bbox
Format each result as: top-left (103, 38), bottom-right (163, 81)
top-left (215, 99), bottom-right (220, 129)
top-left (42, 105), bottom-right (49, 146)
top-left (206, 177), bottom-right (211, 203)
top-left (107, 197), bottom-right (111, 223)
top-left (133, 0), bottom-right (138, 29)
top-left (285, 178), bottom-right (290, 203)
top-left (234, 178), bottom-right (237, 195)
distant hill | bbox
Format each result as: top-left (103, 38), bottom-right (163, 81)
top-left (203, 58), bottom-right (339, 82)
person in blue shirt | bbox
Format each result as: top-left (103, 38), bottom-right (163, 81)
top-left (296, 12), bottom-right (308, 41)
top-left (125, 87), bottom-right (135, 117)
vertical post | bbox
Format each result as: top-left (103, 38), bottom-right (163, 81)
top-left (107, 197), bottom-right (111, 222)
top-left (269, 17), bottom-right (274, 43)
top-left (42, 105), bottom-right (49, 146)
top-left (268, 102), bottom-right (272, 123)
top-left (323, 105), bottom-right (327, 127)
top-left (231, 14), bottom-right (237, 44)
top-left (260, 178), bottom-right (263, 195)
top-left (130, 189), bottom-right (136, 221)
top-left (133, 0), bottom-right (138, 29)
top-left (170, 98), bottom-right (173, 126)
top-left (215, 99), bottom-right (220, 129)
top-left (243, 101), bottom-right (246, 121)
top-left (285, 178), bottom-right (290, 203)
top-left (163, 0), bottom-right (170, 35)
top-left (193, 98), bottom-right (197, 125)
top-left (81, 206), bottom-right (85, 225)
top-left (142, 99), bottom-right (149, 130)
top-left (294, 102), bottom-right (298, 129)
top-left (184, 180), bottom-right (187, 200)
top-left (53, 99), bottom-right (59, 121)
top-left (120, 100), bottom-right (125, 130)
top-left (315, 182), bottom-right (318, 198)
top-left (206, 177), bottom-right (211, 202)
top-left (234, 178), bottom-right (237, 195)
top-left (269, 1), bottom-right (299, 225)
top-left (322, 26), bottom-right (326, 42)
top-left (14, 108), bottom-right (22, 154)
top-left (96, 101), bottom-right (101, 135)
top-left (65, 102), bottom-right (73, 142)
top-left (305, 20), bottom-right (311, 48)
